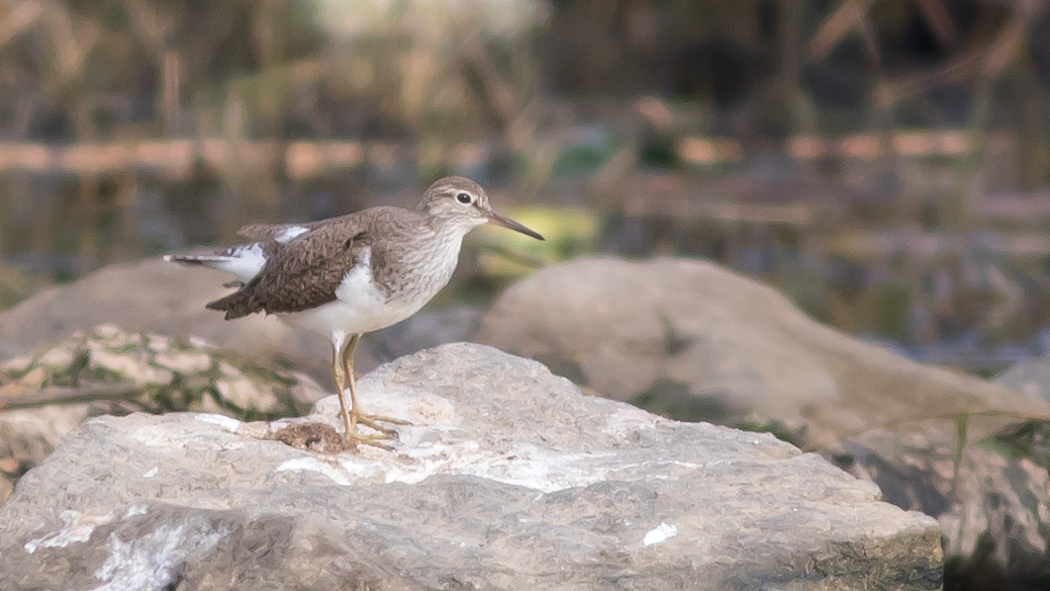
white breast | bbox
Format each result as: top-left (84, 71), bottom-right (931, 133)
top-left (390, 225), bottom-right (465, 301)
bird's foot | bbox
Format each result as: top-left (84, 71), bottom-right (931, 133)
top-left (342, 429), bottom-right (396, 452)
top-left (355, 411), bottom-right (411, 432)
top-left (338, 410), bottom-right (410, 450)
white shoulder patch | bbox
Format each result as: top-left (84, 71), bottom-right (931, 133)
top-left (275, 226), bottom-right (309, 244)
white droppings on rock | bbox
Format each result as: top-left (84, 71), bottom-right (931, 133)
top-left (275, 457), bottom-right (351, 486)
top-left (642, 522), bottom-right (678, 546)
top-left (194, 414), bottom-right (241, 433)
top-left (142, 467), bottom-right (159, 478)
top-left (24, 510), bottom-right (114, 553)
top-left (89, 519), bottom-right (227, 591)
top-left (124, 505), bottom-right (148, 518)
top-left (311, 390), bottom-right (715, 494)
top-left (452, 446), bottom-right (616, 492)
top-left (329, 438), bottom-right (617, 493)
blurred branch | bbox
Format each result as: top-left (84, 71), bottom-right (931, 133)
top-left (813, 0), bottom-right (962, 66)
top-left (874, 0), bottom-right (1044, 110)
top-left (42, 2), bottom-right (99, 82)
top-left (809, 0), bottom-right (879, 62)
top-left (916, 0), bottom-right (956, 47)
top-left (122, 0), bottom-right (171, 51)
top-left (459, 35), bottom-right (520, 130)
top-left (979, 0), bottom-right (1042, 77)
top-left (0, 384), bottom-right (143, 411)
top-left (0, 1), bottom-right (43, 49)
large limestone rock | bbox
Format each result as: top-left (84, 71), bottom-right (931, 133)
top-left (0, 344), bottom-right (941, 590)
top-left (476, 257), bottom-right (1050, 575)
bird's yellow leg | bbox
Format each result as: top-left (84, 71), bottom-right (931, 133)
top-left (331, 340), bottom-right (354, 437)
top-left (332, 335), bottom-right (394, 449)
top-left (341, 334), bottom-right (411, 435)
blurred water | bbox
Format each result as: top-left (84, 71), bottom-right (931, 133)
top-left (2, 145), bottom-right (1049, 376)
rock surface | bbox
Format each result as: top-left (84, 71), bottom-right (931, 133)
top-left (846, 417), bottom-right (1050, 575)
top-left (477, 257), bottom-right (1044, 445)
top-left (0, 343), bottom-right (942, 590)
top-left (0, 324), bottom-right (325, 505)
top-left (476, 257), bottom-right (1050, 574)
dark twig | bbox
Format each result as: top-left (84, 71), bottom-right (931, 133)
top-left (0, 384), bottom-right (144, 411)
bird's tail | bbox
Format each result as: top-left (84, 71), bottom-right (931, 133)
top-left (162, 243), bottom-right (267, 283)
top-left (163, 253), bottom-right (229, 268)
top-left (164, 248), bottom-right (264, 320)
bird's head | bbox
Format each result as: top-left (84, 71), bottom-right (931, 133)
top-left (418, 176), bottom-right (544, 240)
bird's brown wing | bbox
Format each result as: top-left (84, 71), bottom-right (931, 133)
top-left (208, 216), bottom-right (372, 319)
top-left (236, 223), bottom-right (288, 243)
top-left (237, 211), bottom-right (370, 242)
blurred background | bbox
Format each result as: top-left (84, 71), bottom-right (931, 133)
top-left (2, 0), bottom-right (1050, 374)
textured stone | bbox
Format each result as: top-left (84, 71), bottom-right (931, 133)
top-left (0, 344), bottom-right (942, 590)
top-left (476, 256), bottom-right (1050, 574)
top-left (477, 257), bottom-right (1044, 444)
top-left (0, 325), bottom-right (325, 506)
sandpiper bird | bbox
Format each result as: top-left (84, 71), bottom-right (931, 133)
top-left (165, 176), bottom-right (543, 448)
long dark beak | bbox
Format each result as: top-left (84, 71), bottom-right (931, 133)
top-left (487, 210), bottom-right (545, 240)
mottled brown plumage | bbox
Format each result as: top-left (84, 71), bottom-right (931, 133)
top-left (165, 176), bottom-right (544, 449)
top-left (206, 214), bottom-right (372, 319)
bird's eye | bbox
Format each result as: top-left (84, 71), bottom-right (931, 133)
top-left (456, 192), bottom-right (472, 204)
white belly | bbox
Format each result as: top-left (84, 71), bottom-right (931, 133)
top-left (280, 292), bottom-right (425, 337)
top-left (277, 248), bottom-right (432, 338)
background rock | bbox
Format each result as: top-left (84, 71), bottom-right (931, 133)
top-left (995, 354), bottom-right (1050, 404)
top-left (365, 304), bottom-right (483, 364)
top-left (476, 256), bottom-right (1050, 574)
top-left (0, 343), bottom-right (942, 590)
top-left (477, 257), bottom-right (1044, 443)
top-left (0, 260), bottom-right (332, 373)
top-left (0, 259), bottom-right (482, 380)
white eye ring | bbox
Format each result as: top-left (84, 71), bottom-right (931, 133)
top-left (456, 192), bottom-right (472, 204)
